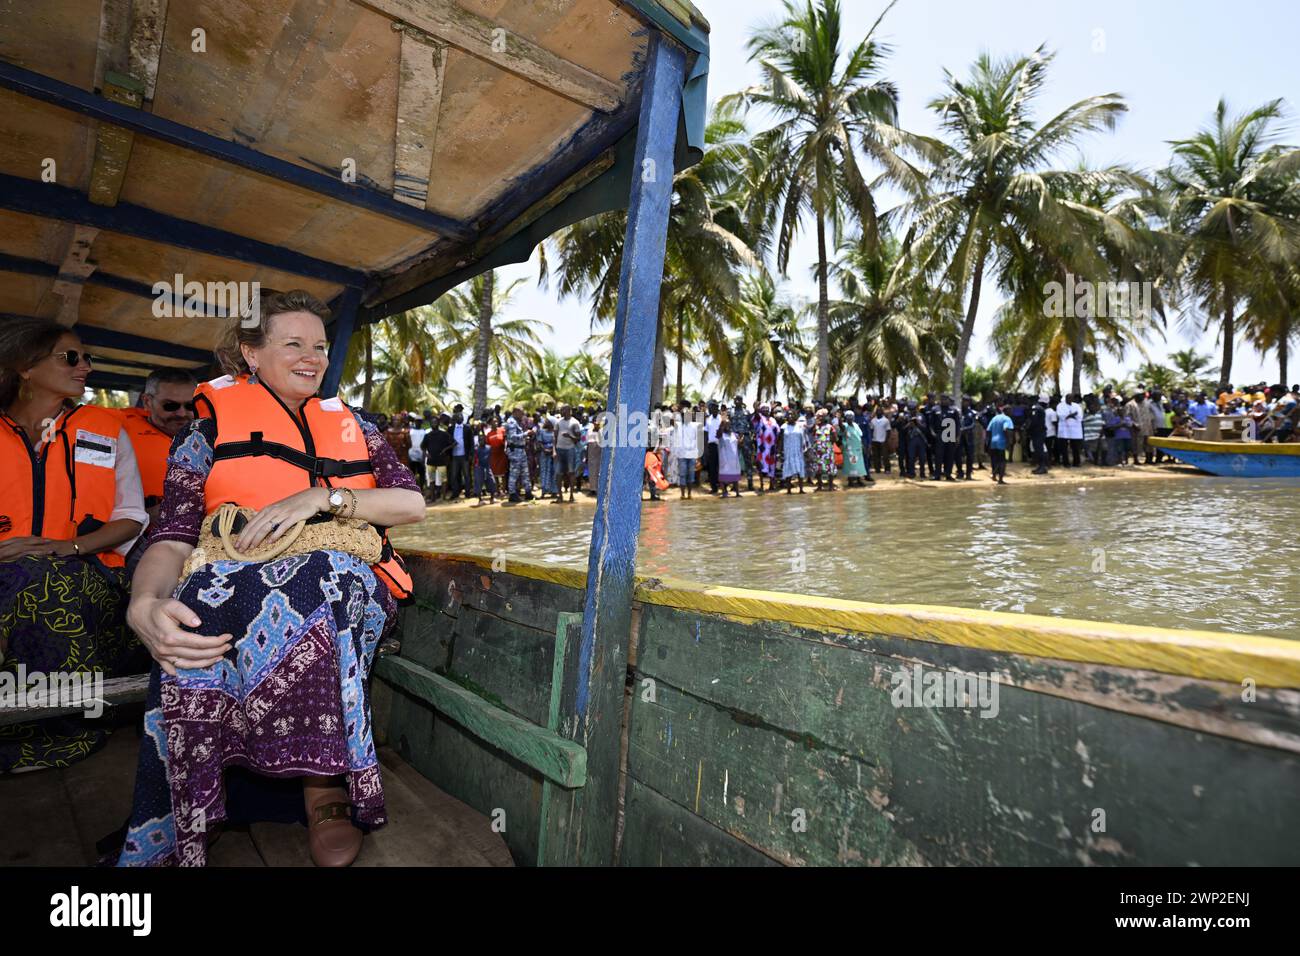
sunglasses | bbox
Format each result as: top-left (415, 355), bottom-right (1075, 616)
top-left (51, 350), bottom-right (95, 367)
top-left (157, 399), bottom-right (197, 413)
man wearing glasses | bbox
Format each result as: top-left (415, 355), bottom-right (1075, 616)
top-left (113, 368), bottom-right (198, 521)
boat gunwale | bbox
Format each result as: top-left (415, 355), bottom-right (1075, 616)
top-left (397, 549), bottom-right (1300, 689)
top-left (1148, 436), bottom-right (1300, 456)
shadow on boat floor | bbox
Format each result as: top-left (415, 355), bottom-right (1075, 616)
top-left (0, 724), bottom-right (513, 867)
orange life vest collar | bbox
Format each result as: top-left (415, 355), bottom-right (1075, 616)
top-left (0, 404), bottom-right (128, 567)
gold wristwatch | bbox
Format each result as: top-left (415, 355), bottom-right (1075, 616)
top-left (327, 489), bottom-right (346, 516)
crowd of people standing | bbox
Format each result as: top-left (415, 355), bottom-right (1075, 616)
top-left (377, 382), bottom-right (1300, 503)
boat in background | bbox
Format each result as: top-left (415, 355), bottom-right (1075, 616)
top-left (1148, 436), bottom-right (1300, 478)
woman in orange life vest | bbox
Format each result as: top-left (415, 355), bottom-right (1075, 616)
top-left (118, 290), bottom-right (425, 868)
top-left (0, 318), bottom-right (149, 773)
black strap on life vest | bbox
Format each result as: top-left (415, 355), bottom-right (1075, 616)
top-left (212, 431), bottom-right (373, 480)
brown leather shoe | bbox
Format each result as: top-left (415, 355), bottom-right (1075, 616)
top-left (303, 777), bottom-right (363, 867)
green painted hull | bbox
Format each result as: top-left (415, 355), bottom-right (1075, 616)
top-left (377, 551), bottom-right (1300, 866)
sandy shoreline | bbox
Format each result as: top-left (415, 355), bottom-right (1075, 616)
top-left (411, 460), bottom-right (1205, 514)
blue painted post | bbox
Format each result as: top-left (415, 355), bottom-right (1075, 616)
top-left (321, 288), bottom-right (361, 398)
top-left (549, 33), bottom-right (687, 866)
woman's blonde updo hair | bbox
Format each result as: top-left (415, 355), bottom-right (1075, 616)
top-left (213, 289), bottom-right (331, 378)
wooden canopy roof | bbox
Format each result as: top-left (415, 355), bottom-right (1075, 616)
top-left (0, 0), bottom-right (709, 391)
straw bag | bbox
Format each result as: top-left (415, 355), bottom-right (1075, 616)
top-left (182, 503), bottom-right (383, 579)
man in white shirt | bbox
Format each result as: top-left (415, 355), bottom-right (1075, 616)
top-left (407, 412), bottom-right (429, 491)
top-left (1055, 394), bottom-right (1084, 467)
top-left (703, 400), bottom-right (722, 494)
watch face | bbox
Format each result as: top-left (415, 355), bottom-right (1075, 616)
top-left (330, 491), bottom-right (344, 506)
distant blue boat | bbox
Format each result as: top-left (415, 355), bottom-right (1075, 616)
top-left (1148, 437), bottom-right (1300, 478)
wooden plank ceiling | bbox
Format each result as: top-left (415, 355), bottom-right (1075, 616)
top-left (0, 0), bottom-right (654, 386)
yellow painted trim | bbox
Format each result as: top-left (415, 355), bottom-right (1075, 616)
top-left (401, 550), bottom-right (1300, 688)
top-left (1149, 436), bottom-right (1300, 456)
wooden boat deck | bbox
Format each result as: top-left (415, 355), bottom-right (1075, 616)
top-left (0, 723), bottom-right (513, 867)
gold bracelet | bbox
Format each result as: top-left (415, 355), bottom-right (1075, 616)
top-left (344, 488), bottom-right (358, 519)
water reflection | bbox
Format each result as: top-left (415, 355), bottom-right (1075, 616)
top-left (391, 478), bottom-right (1300, 637)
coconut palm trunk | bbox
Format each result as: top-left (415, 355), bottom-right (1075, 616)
top-left (675, 307), bottom-right (685, 404)
top-left (815, 211), bottom-right (830, 402)
top-left (951, 242), bottom-right (987, 403)
top-left (362, 327), bottom-right (374, 409)
top-left (1219, 297), bottom-right (1234, 392)
top-left (474, 270), bottom-right (494, 413)
top-left (1071, 324), bottom-right (1086, 396)
top-left (1280, 316), bottom-right (1291, 385)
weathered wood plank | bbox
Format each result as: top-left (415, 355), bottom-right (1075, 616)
top-left (375, 654), bottom-right (586, 788)
top-left (637, 602), bottom-right (1300, 753)
top-left (87, 70), bottom-right (142, 207)
top-left (393, 28), bottom-right (446, 209)
top-left (629, 654), bottom-right (1300, 866)
top-left (0, 672), bottom-right (150, 726)
top-left (388, 691), bottom-right (543, 865)
top-left (620, 777), bottom-right (782, 867)
top-left (355, 0), bottom-right (624, 112)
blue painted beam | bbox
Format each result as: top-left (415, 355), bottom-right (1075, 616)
top-left (563, 33), bottom-right (687, 866)
top-left (321, 286), bottom-right (360, 398)
top-left (73, 324), bottom-right (214, 365)
top-left (86, 370), bottom-right (148, 392)
top-left (0, 251), bottom-right (231, 315)
top-left (0, 174), bottom-right (366, 287)
top-left (0, 61), bottom-right (474, 243)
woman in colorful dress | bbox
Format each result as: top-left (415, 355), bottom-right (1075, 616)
top-left (811, 409), bottom-right (838, 491)
top-left (485, 417), bottom-right (508, 493)
top-left (118, 290), bottom-right (426, 867)
top-left (839, 409), bottom-right (869, 487)
top-left (754, 404), bottom-right (779, 492)
top-left (779, 410), bottom-right (807, 494)
top-left (1, 318), bottom-right (148, 773)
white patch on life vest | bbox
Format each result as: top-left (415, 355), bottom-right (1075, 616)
top-left (318, 397), bottom-right (344, 412)
top-left (207, 375), bottom-right (236, 390)
top-left (74, 429), bottom-right (117, 468)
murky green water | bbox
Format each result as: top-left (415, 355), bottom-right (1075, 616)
top-left (391, 478), bottom-right (1300, 638)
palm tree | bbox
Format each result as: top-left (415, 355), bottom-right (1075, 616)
top-left (340, 308), bottom-right (448, 410)
top-left (724, 0), bottom-right (928, 401)
top-left (429, 271), bottom-right (548, 412)
top-left (905, 46), bottom-right (1128, 401)
top-left (545, 104), bottom-right (756, 408)
top-left (718, 270), bottom-right (810, 401)
top-left (1241, 255), bottom-right (1300, 385)
top-left (1166, 347), bottom-right (1219, 391)
top-left (1161, 99), bottom-right (1300, 390)
top-left (826, 230), bottom-right (957, 396)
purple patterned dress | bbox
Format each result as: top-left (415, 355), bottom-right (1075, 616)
top-left (116, 413), bottom-right (417, 866)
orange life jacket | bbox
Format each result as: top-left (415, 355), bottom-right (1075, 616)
top-left (644, 450), bottom-right (669, 490)
top-left (0, 404), bottom-right (130, 567)
top-left (113, 407), bottom-right (173, 506)
top-left (195, 376), bottom-right (413, 601)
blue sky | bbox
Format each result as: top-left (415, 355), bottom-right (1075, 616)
top-left (468, 0), bottom-right (1299, 396)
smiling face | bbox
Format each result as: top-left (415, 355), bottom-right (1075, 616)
top-left (241, 310), bottom-right (327, 405)
top-left (21, 332), bottom-right (90, 401)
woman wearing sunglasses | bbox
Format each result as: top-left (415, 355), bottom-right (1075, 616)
top-left (0, 317), bottom-right (149, 773)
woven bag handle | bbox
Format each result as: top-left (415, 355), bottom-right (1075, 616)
top-left (213, 502), bottom-right (308, 563)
